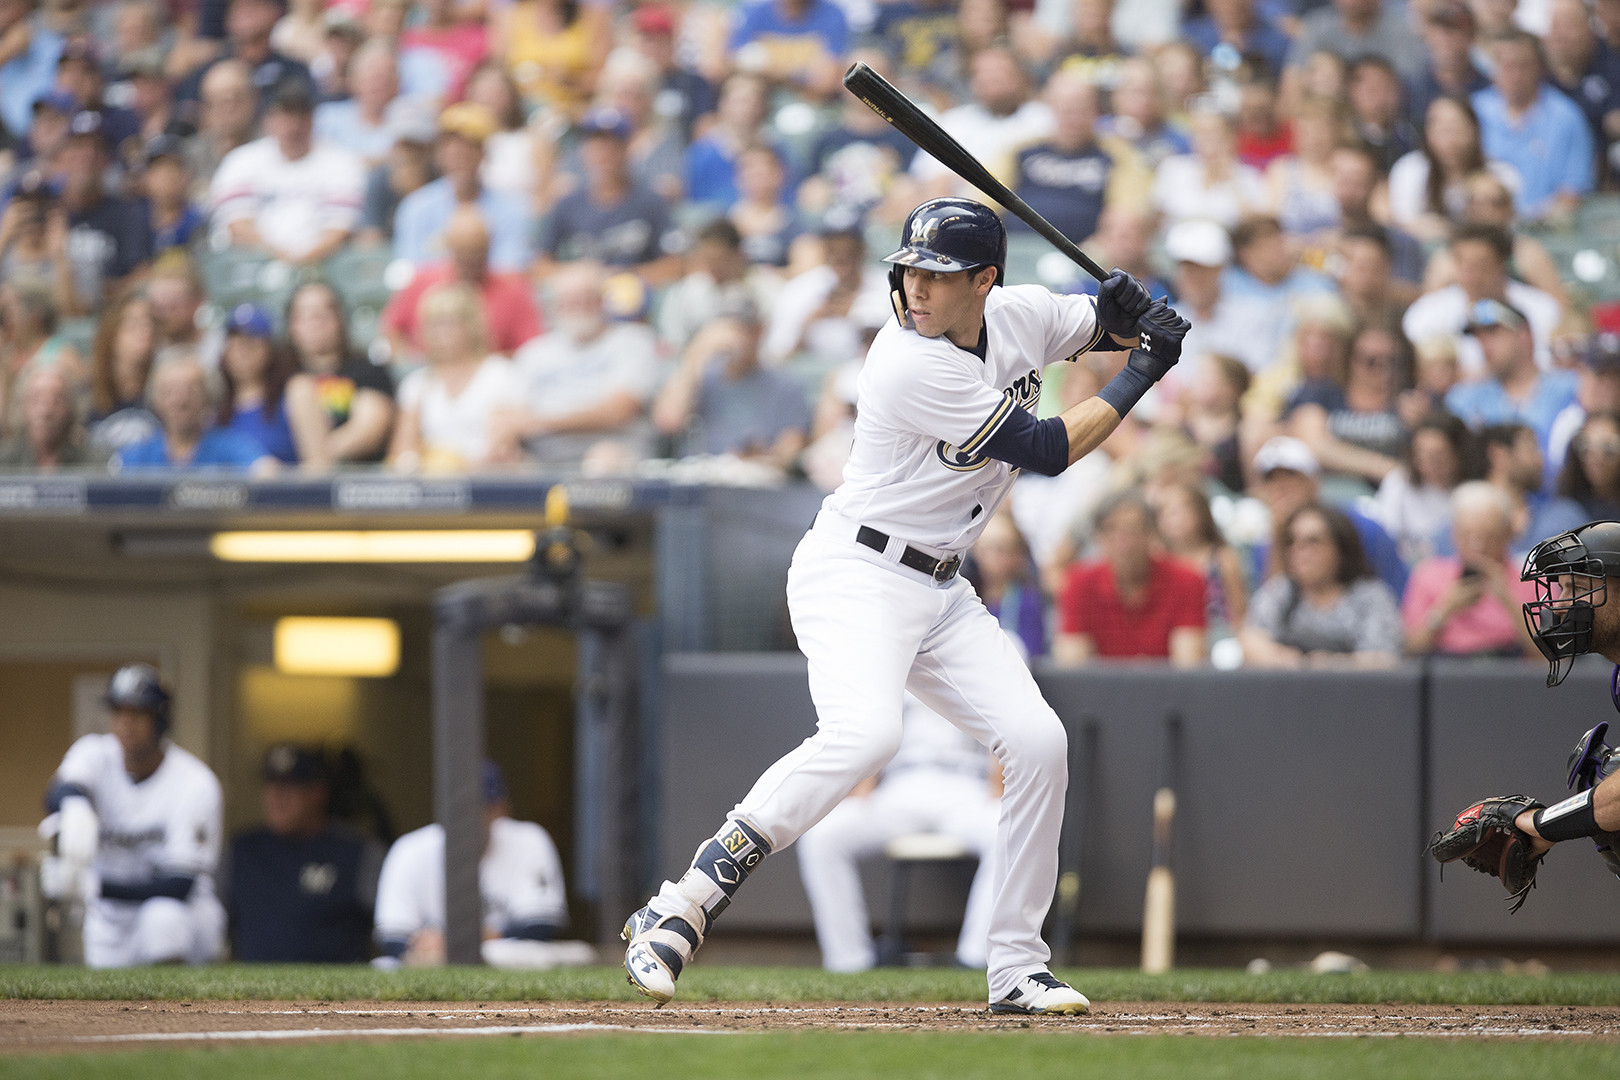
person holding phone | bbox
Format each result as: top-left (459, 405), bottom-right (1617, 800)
top-left (1402, 481), bottom-right (1537, 656)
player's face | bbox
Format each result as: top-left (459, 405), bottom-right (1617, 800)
top-left (903, 266), bottom-right (994, 343)
top-left (108, 706), bottom-right (160, 761)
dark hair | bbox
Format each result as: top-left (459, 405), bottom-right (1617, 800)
top-left (1479, 421), bottom-right (1532, 456)
top-left (218, 332), bottom-right (299, 424)
top-left (1405, 411), bottom-right (1479, 483)
top-left (1420, 96), bottom-right (1485, 217)
top-left (284, 280), bottom-right (357, 370)
top-left (1279, 503), bottom-right (1372, 586)
top-left (1557, 412), bottom-right (1620, 502)
top-left (1157, 480), bottom-right (1225, 549)
top-left (1207, 352), bottom-right (1252, 400)
top-left (1093, 488), bottom-right (1155, 534)
top-left (1229, 213), bottom-right (1283, 254)
top-left (1347, 54), bottom-right (1399, 84)
top-left (464, 58), bottom-right (525, 130)
top-left (695, 217), bottom-right (743, 249)
top-left (1450, 221), bottom-right (1513, 263)
top-left (89, 292), bottom-right (155, 416)
top-left (1340, 222), bottom-right (1392, 258)
top-left (1349, 324), bottom-right (1413, 393)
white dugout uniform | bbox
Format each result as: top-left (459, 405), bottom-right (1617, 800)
top-left (373, 818), bottom-right (568, 945)
top-left (51, 734), bottom-right (225, 968)
top-left (797, 696), bottom-right (1000, 972)
top-left (725, 282), bottom-right (1102, 1003)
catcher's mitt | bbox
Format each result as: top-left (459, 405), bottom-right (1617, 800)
top-left (1427, 795), bottom-right (1546, 912)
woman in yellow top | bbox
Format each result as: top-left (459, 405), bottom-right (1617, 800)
top-left (497, 0), bottom-right (610, 115)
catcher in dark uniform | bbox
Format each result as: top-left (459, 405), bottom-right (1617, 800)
top-left (1429, 521), bottom-right (1620, 910)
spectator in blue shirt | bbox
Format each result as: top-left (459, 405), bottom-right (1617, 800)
top-left (116, 352), bottom-right (270, 470)
top-left (138, 136), bottom-right (206, 255)
top-left (1404, 2), bottom-right (1488, 127)
top-left (1445, 299), bottom-right (1578, 456)
top-left (0, 0), bottom-right (61, 138)
top-left (536, 107), bottom-right (681, 282)
top-left (1544, 0), bottom-right (1620, 163)
top-left (729, 0), bottom-right (847, 99)
top-left (218, 303), bottom-right (300, 464)
top-left (312, 41), bottom-right (402, 168)
top-left (1011, 70), bottom-right (1146, 248)
top-left (58, 110), bottom-right (152, 316)
top-left (394, 102), bottom-right (533, 272)
top-left (1471, 31), bottom-right (1595, 221)
top-left (1181, 0), bottom-right (1290, 79)
top-left (683, 71), bottom-right (773, 208)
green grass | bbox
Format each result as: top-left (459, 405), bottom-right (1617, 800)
top-left (2, 964), bottom-right (1618, 1006)
top-left (4, 1032), bottom-right (1618, 1080)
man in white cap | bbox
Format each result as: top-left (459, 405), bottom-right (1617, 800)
top-left (1165, 220), bottom-right (1247, 368)
top-left (1252, 435), bottom-right (1409, 597)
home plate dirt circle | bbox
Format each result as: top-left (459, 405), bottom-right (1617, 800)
top-left (4, 1000), bottom-right (1620, 1050)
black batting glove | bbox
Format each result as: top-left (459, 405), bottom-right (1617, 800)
top-left (1127, 300), bottom-right (1192, 381)
top-left (1096, 268), bottom-right (1153, 338)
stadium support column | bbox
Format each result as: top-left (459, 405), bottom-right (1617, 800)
top-left (431, 529), bottom-right (638, 964)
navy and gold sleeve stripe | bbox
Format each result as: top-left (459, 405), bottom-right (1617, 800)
top-left (1063, 321), bottom-right (1110, 362)
top-left (960, 392), bottom-right (1016, 455)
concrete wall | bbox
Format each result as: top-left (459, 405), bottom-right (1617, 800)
top-left (658, 653), bottom-right (1620, 944)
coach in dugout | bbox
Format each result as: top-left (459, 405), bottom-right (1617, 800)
top-left (226, 744), bottom-right (383, 963)
top-left (371, 761), bottom-right (594, 970)
top-left (40, 664), bottom-right (225, 968)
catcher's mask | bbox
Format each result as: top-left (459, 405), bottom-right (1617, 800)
top-left (1522, 522), bottom-right (1620, 686)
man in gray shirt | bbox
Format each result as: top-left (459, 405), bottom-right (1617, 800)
top-left (1287, 0), bottom-right (1427, 82)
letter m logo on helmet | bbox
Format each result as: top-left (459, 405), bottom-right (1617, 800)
top-left (909, 214), bottom-right (941, 247)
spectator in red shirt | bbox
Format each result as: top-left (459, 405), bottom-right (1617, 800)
top-left (1052, 491), bottom-right (1208, 667)
top-left (382, 206), bottom-right (543, 361)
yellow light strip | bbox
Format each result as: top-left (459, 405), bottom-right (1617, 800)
top-left (274, 617), bottom-right (401, 677)
top-left (211, 530), bottom-right (537, 563)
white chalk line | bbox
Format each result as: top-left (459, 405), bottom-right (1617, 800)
top-left (63, 1023), bottom-right (740, 1044)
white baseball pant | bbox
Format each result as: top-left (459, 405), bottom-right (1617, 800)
top-left (732, 518), bottom-right (1069, 1003)
top-left (83, 893), bottom-right (226, 968)
top-left (796, 766), bottom-right (999, 972)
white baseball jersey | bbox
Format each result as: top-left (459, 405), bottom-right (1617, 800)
top-left (373, 817), bottom-right (567, 943)
top-left (52, 734), bottom-right (222, 893)
top-left (821, 284), bottom-right (1104, 552)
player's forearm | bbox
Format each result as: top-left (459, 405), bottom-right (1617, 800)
top-left (1061, 396), bottom-right (1123, 467)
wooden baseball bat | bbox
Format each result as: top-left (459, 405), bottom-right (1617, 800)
top-left (1141, 713), bottom-right (1181, 974)
top-left (841, 62), bottom-right (1109, 284)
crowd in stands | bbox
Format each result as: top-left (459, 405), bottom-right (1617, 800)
top-left (1, 0), bottom-right (1617, 664)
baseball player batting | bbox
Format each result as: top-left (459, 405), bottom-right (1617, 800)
top-left (40, 664), bottom-right (226, 967)
top-left (1430, 522), bottom-right (1620, 908)
top-left (623, 197), bottom-right (1190, 1015)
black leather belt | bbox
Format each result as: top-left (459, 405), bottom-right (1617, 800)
top-left (856, 525), bottom-right (962, 582)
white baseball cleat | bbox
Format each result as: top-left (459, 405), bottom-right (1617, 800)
top-left (989, 971), bottom-right (1091, 1016)
top-left (621, 898), bottom-right (708, 1006)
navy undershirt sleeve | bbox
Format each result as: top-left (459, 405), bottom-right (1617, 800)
top-left (44, 781), bottom-right (91, 814)
top-left (979, 407), bottom-right (1070, 476)
top-left (100, 874), bottom-right (195, 902)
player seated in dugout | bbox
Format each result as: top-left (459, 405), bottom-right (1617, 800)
top-left (1052, 490), bottom-right (1208, 667)
top-left (371, 761), bottom-right (594, 970)
top-left (225, 745), bottom-right (384, 963)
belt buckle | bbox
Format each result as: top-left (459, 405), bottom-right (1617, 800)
top-left (933, 555), bottom-right (960, 582)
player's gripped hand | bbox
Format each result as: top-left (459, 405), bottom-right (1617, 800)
top-left (1126, 300), bottom-right (1191, 380)
top-left (1096, 269), bottom-right (1153, 338)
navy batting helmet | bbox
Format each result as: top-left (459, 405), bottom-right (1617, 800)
top-left (1522, 521), bottom-right (1620, 686)
top-left (882, 197), bottom-right (1007, 323)
top-left (105, 662), bottom-right (172, 733)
